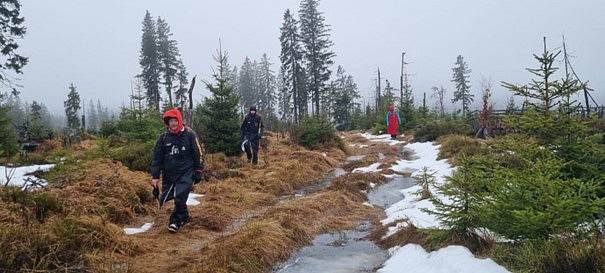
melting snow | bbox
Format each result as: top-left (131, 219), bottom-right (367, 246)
top-left (359, 133), bottom-right (405, 146)
top-left (124, 222), bottom-right (153, 235)
top-left (377, 244), bottom-right (510, 273)
top-left (352, 163), bottom-right (382, 173)
top-left (382, 142), bottom-right (455, 231)
top-left (0, 164), bottom-right (55, 190)
top-left (186, 193), bottom-right (204, 206)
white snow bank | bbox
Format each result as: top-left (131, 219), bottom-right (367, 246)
top-left (187, 193), bottom-right (204, 206)
top-left (352, 163), bottom-right (382, 173)
top-left (382, 142), bottom-right (454, 231)
top-left (348, 143), bottom-right (369, 148)
top-left (384, 221), bottom-right (409, 238)
top-left (124, 222), bottom-right (153, 235)
top-left (377, 244), bottom-right (510, 273)
top-left (359, 133), bottom-right (405, 146)
top-left (0, 164), bottom-right (55, 190)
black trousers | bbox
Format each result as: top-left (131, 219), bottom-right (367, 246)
top-left (160, 170), bottom-right (193, 225)
top-left (244, 135), bottom-right (260, 164)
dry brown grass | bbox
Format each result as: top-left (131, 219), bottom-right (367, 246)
top-left (189, 189), bottom-right (376, 273)
top-left (373, 220), bottom-right (494, 255)
top-left (0, 212), bottom-right (142, 271)
top-left (341, 154), bottom-right (379, 172)
top-left (346, 133), bottom-right (370, 144)
top-left (3, 132), bottom-right (380, 273)
top-left (371, 221), bottom-right (430, 249)
top-left (48, 159), bottom-right (155, 224)
top-left (329, 172), bottom-right (387, 195)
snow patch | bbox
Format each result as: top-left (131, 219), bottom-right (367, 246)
top-left (352, 163), bottom-right (382, 173)
top-left (359, 133), bottom-right (405, 146)
top-left (186, 193), bottom-right (204, 206)
top-left (124, 222), bottom-right (153, 235)
top-left (348, 143), bottom-right (369, 148)
top-left (382, 142), bottom-right (455, 232)
top-left (0, 164), bottom-right (55, 190)
top-left (384, 221), bottom-right (409, 238)
top-left (377, 244), bottom-right (510, 273)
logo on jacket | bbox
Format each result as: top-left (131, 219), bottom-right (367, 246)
top-left (170, 145), bottom-right (180, 155)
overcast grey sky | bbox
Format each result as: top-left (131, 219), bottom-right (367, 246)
top-left (18, 0), bottom-right (605, 113)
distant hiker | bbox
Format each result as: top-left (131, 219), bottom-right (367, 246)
top-left (150, 108), bottom-right (204, 233)
top-left (386, 104), bottom-right (402, 140)
top-left (241, 106), bottom-right (264, 165)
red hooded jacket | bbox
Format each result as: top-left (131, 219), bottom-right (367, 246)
top-left (163, 108), bottom-right (185, 134)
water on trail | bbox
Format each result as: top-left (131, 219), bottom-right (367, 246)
top-left (274, 173), bottom-right (417, 273)
top-left (367, 176), bottom-right (415, 208)
top-left (274, 221), bottom-right (386, 273)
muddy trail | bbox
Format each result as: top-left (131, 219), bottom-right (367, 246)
top-left (68, 132), bottom-right (400, 273)
top-left (0, 132), bottom-right (415, 273)
top-left (109, 132), bottom-right (412, 273)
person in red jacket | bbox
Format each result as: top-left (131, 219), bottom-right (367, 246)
top-left (386, 104), bottom-right (402, 140)
top-left (150, 108), bottom-right (204, 233)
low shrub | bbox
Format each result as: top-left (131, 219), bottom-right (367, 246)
top-left (437, 134), bottom-right (484, 162)
top-left (489, 238), bottom-right (605, 273)
top-left (108, 141), bottom-right (155, 172)
top-left (413, 119), bottom-right (472, 142)
top-left (292, 117), bottom-right (344, 151)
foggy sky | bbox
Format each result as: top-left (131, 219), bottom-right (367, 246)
top-left (18, 0), bottom-right (605, 113)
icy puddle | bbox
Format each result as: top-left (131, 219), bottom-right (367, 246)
top-left (292, 167), bottom-right (346, 197)
top-left (274, 175), bottom-right (416, 273)
top-left (274, 221), bottom-right (387, 273)
top-left (367, 175), bottom-right (416, 208)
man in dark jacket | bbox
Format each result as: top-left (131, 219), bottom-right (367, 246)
top-left (150, 108), bottom-right (204, 233)
top-left (240, 106), bottom-right (264, 165)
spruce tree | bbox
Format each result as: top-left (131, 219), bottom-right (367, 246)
top-left (451, 55), bottom-right (473, 116)
top-left (5, 90), bottom-right (24, 126)
top-left (87, 99), bottom-right (97, 131)
top-left (299, 0), bottom-right (334, 116)
top-left (279, 9), bottom-right (305, 123)
top-left (174, 60), bottom-right (189, 109)
top-left (277, 68), bottom-right (292, 121)
top-left (29, 100), bottom-right (47, 141)
top-left (257, 53), bottom-right (276, 115)
top-left (64, 83), bottom-right (81, 129)
top-left (238, 57), bottom-right (256, 109)
top-left (131, 78), bottom-right (147, 114)
top-left (0, 0), bottom-right (27, 85)
top-left (0, 103), bottom-right (18, 157)
top-left (382, 79), bottom-right (396, 107)
top-left (418, 92), bottom-right (428, 118)
top-left (156, 17), bottom-right (181, 109)
top-left (331, 66), bottom-right (359, 130)
top-left (139, 10), bottom-right (161, 111)
top-left (501, 38), bottom-right (584, 117)
top-left (505, 96), bottom-right (517, 115)
top-left (200, 47), bottom-right (241, 156)
top-left (400, 73), bottom-right (414, 128)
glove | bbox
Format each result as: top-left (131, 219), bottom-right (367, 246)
top-left (192, 169), bottom-right (204, 184)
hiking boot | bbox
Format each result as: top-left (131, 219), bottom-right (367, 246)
top-left (180, 216), bottom-right (190, 227)
top-left (168, 222), bottom-right (179, 233)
